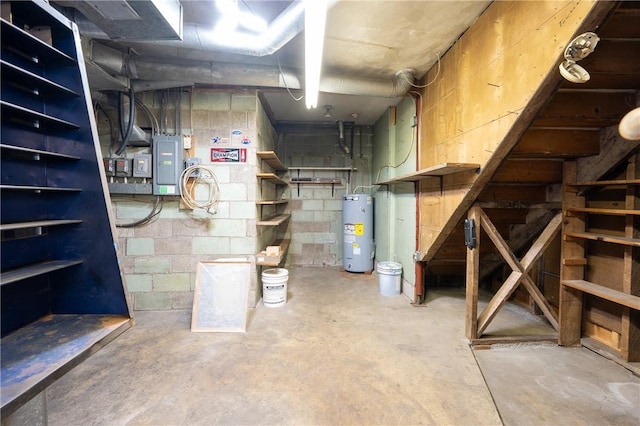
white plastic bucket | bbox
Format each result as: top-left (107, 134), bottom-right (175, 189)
top-left (377, 261), bottom-right (402, 296)
top-left (262, 268), bottom-right (288, 307)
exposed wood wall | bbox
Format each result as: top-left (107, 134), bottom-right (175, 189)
top-left (417, 0), bottom-right (604, 261)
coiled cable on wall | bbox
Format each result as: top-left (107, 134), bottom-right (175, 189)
top-left (179, 165), bottom-right (221, 214)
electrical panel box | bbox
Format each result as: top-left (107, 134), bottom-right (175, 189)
top-left (103, 158), bottom-right (115, 177)
top-left (115, 158), bottom-right (132, 177)
top-left (133, 153), bottom-right (152, 178)
top-left (153, 135), bottom-right (182, 195)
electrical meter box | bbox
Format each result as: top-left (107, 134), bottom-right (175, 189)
top-left (153, 135), bottom-right (182, 195)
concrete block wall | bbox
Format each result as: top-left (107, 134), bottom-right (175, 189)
top-left (278, 125), bottom-right (374, 267)
top-left (97, 87), bottom-right (276, 310)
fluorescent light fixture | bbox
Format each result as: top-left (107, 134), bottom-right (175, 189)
top-left (305, 0), bottom-right (327, 109)
top-left (214, 0), bottom-right (268, 35)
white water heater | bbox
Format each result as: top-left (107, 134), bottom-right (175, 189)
top-left (343, 194), bottom-right (374, 272)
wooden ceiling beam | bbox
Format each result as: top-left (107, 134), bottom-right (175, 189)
top-left (532, 91), bottom-right (634, 128)
top-left (513, 129), bottom-right (600, 157)
top-left (493, 159), bottom-right (563, 184)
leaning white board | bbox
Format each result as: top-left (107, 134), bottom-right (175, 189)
top-left (191, 260), bottom-right (251, 332)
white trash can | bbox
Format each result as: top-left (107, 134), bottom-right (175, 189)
top-left (262, 268), bottom-right (288, 307)
top-left (377, 261), bottom-right (402, 296)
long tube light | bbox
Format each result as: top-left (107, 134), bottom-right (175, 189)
top-left (305, 0), bottom-right (327, 109)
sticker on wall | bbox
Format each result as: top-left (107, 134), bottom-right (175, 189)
top-left (231, 129), bottom-right (242, 145)
top-left (241, 136), bottom-right (251, 145)
top-left (211, 148), bottom-right (247, 163)
top-left (211, 136), bottom-right (230, 146)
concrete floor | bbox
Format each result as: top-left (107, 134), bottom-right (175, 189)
top-left (42, 267), bottom-right (639, 425)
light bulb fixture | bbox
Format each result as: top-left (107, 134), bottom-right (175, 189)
top-left (305, 0), bottom-right (328, 109)
top-left (619, 107), bottom-right (640, 140)
top-left (323, 105), bottom-right (333, 118)
top-left (559, 32), bottom-right (599, 84)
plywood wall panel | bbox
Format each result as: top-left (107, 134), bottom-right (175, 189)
top-left (417, 0), bottom-right (606, 260)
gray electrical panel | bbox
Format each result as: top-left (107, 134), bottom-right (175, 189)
top-left (153, 135), bottom-right (183, 195)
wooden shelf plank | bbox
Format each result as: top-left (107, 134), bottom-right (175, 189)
top-left (0, 184), bottom-right (81, 192)
top-left (565, 231), bottom-right (640, 247)
top-left (0, 314), bottom-right (131, 412)
top-left (1, 101), bottom-right (80, 130)
top-left (255, 200), bottom-right (288, 206)
top-left (1, 60), bottom-right (80, 98)
top-left (1, 18), bottom-right (77, 64)
top-left (1, 259), bottom-right (84, 286)
top-left (572, 179), bottom-right (640, 186)
top-left (257, 151), bottom-right (286, 171)
top-left (0, 144), bottom-right (81, 160)
top-left (256, 214), bottom-right (290, 226)
top-left (376, 162), bottom-right (480, 185)
top-left (0, 219), bottom-right (82, 231)
top-left (562, 279), bottom-right (640, 310)
top-left (290, 179), bottom-right (342, 184)
top-left (289, 167), bottom-right (356, 171)
top-left (256, 239), bottom-right (290, 266)
top-left (566, 207), bottom-right (640, 216)
top-left (256, 173), bottom-right (288, 185)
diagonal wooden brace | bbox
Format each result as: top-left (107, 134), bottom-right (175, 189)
top-left (476, 209), bottom-right (562, 336)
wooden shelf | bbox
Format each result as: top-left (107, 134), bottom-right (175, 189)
top-left (289, 167), bottom-right (356, 171)
top-left (256, 200), bottom-right (288, 206)
top-left (1, 101), bottom-right (80, 131)
top-left (0, 314), bottom-right (131, 413)
top-left (1, 18), bottom-right (77, 64)
top-left (0, 219), bottom-right (82, 231)
top-left (0, 144), bottom-right (81, 161)
top-left (562, 280), bottom-right (640, 310)
top-left (0, 184), bottom-right (81, 193)
top-left (564, 231), bottom-right (640, 247)
top-left (572, 179), bottom-right (640, 186)
top-left (256, 214), bottom-right (290, 227)
top-left (257, 151), bottom-right (286, 171)
top-left (1, 259), bottom-right (83, 286)
top-left (257, 173), bottom-right (288, 185)
top-left (566, 207), bottom-right (640, 216)
top-left (256, 239), bottom-right (290, 266)
top-left (1, 60), bottom-right (80, 98)
top-left (376, 162), bottom-right (480, 185)
top-left (290, 178), bottom-right (342, 184)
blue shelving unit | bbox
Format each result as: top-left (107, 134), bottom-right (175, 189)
top-left (0, 0), bottom-right (132, 417)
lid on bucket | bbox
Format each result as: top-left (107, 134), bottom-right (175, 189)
top-left (377, 261), bottom-right (402, 272)
top-left (262, 268), bottom-right (289, 278)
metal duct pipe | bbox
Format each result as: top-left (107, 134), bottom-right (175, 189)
top-left (69, 1), bottom-right (307, 57)
top-left (126, 57), bottom-right (415, 98)
top-left (338, 120), bottom-right (350, 155)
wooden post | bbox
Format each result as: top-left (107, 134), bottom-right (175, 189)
top-left (559, 160), bottom-right (586, 346)
top-left (465, 206), bottom-right (480, 339)
top-left (622, 155), bottom-right (640, 361)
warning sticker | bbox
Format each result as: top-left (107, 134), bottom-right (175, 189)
top-left (355, 223), bottom-right (364, 236)
top-left (344, 223), bottom-right (355, 235)
top-left (353, 243), bottom-right (361, 255)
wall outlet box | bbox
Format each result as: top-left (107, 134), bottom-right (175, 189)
top-left (183, 134), bottom-right (192, 150)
